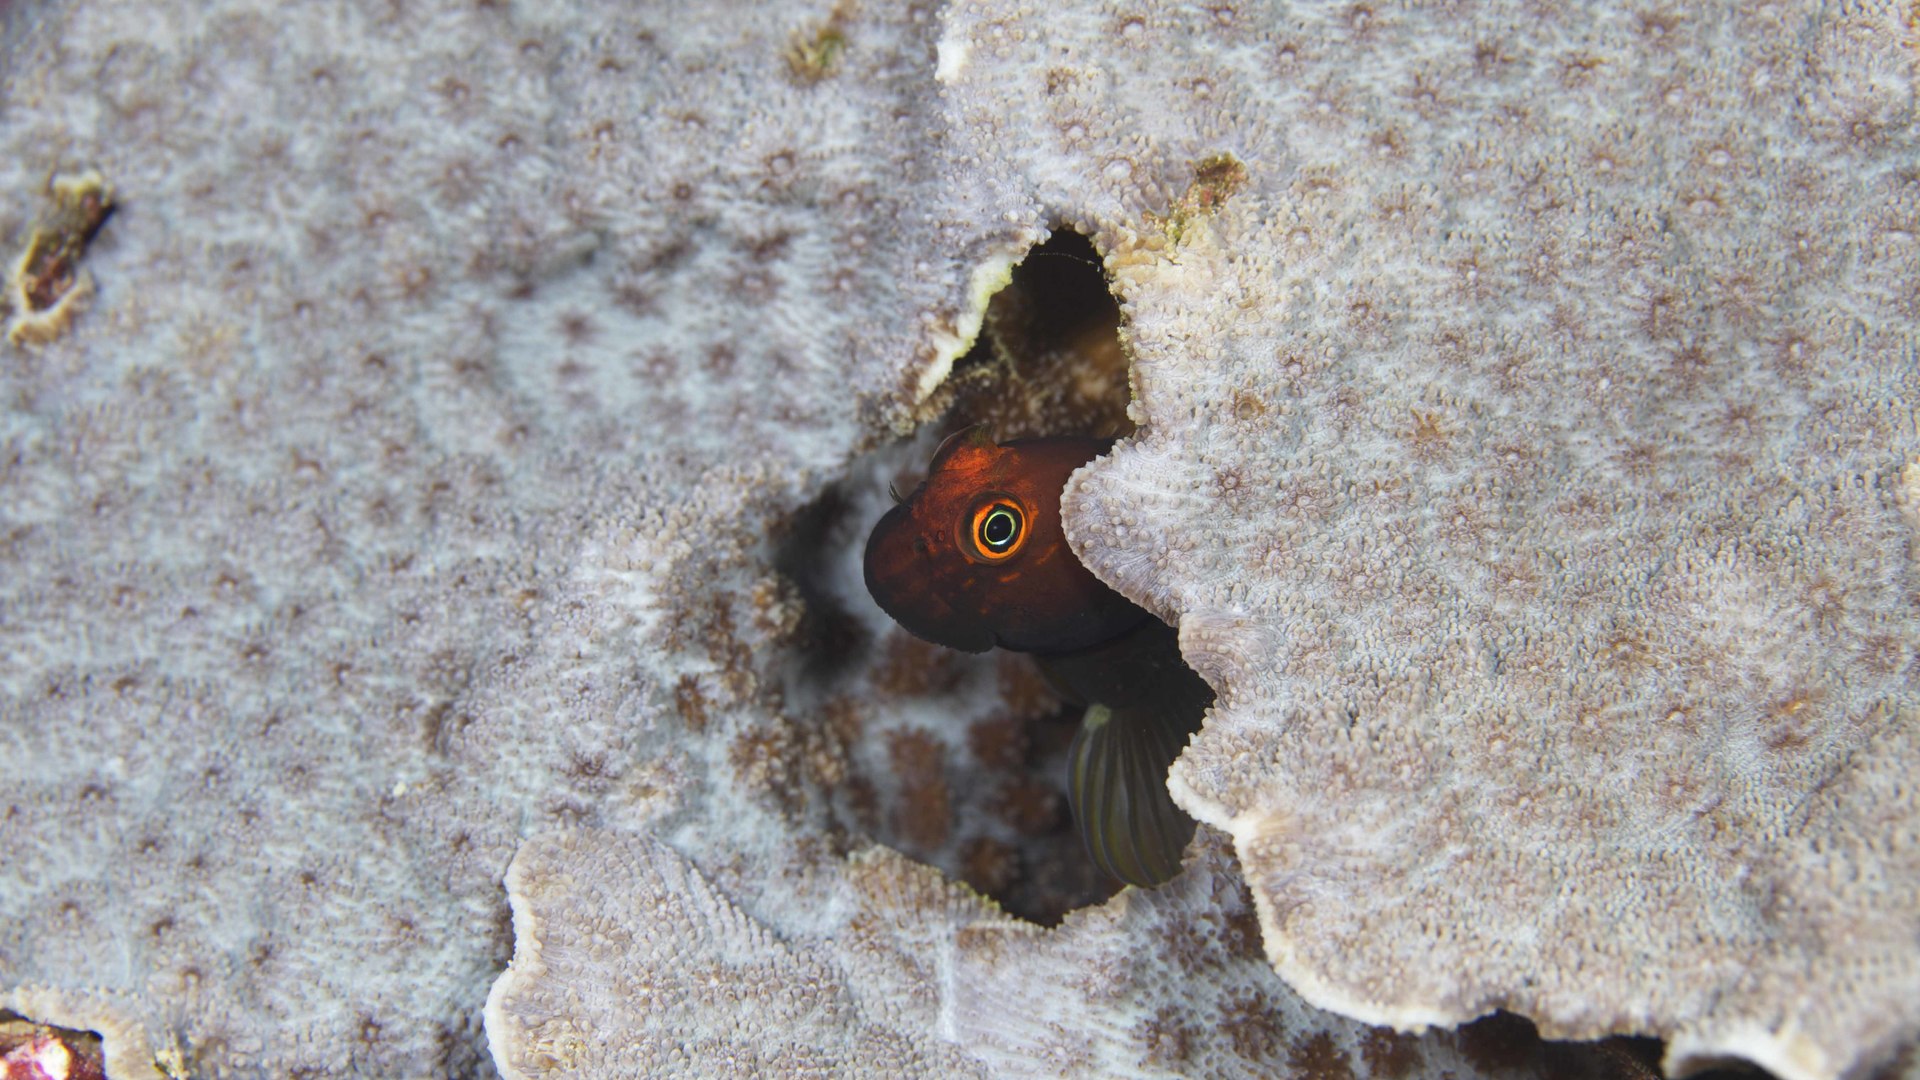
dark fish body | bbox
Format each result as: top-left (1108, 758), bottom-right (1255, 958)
top-left (1042, 618), bottom-right (1213, 887)
top-left (863, 428), bottom-right (1211, 887)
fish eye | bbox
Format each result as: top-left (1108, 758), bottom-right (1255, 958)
top-left (965, 498), bottom-right (1026, 562)
top-left (981, 507), bottom-right (1019, 549)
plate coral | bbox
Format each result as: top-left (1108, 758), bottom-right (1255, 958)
top-left (0, 0), bottom-right (1915, 1077)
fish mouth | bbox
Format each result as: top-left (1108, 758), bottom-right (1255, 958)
top-left (862, 510), bottom-right (996, 654)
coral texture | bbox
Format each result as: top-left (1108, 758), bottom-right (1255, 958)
top-left (490, 828), bottom-right (1665, 1080)
top-left (1014, 3), bottom-right (1920, 1078)
top-left (484, 830), bottom-right (989, 1078)
top-left (1, 0), bottom-right (1916, 1079)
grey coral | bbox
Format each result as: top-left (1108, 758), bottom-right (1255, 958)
top-left (1, 0), bottom-right (1916, 1078)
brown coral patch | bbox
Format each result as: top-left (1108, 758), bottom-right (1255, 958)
top-left (1136, 1005), bottom-right (1197, 1068)
top-left (1359, 1026), bottom-right (1423, 1078)
top-left (886, 728), bottom-right (952, 850)
top-left (673, 674), bottom-right (710, 731)
top-left (872, 631), bottom-right (965, 697)
top-left (966, 712), bottom-right (1029, 769)
top-left (994, 776), bottom-right (1063, 836)
top-left (1287, 1031), bottom-right (1357, 1080)
top-left (1218, 989), bottom-right (1288, 1061)
top-left (730, 718), bottom-right (805, 813)
top-left (995, 653), bottom-right (1063, 719)
top-left (959, 836), bottom-right (1017, 896)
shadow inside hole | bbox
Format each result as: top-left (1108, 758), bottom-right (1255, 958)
top-left (769, 434), bottom-right (1121, 926)
top-left (936, 228), bottom-right (1133, 442)
top-left (770, 484), bottom-right (871, 687)
top-left (768, 226), bottom-right (1149, 924)
top-left (1447, 1011), bottom-right (1779, 1080)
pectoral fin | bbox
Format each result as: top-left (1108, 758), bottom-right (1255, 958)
top-left (1066, 701), bottom-right (1198, 887)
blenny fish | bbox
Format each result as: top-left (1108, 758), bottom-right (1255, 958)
top-left (863, 428), bottom-right (1212, 887)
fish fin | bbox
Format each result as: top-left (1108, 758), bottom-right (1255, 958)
top-left (1066, 702), bottom-right (1197, 887)
top-left (926, 423), bottom-right (997, 472)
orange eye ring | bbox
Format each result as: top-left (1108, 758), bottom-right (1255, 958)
top-left (964, 497), bottom-right (1027, 563)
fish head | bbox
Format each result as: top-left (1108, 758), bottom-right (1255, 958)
top-left (863, 428), bottom-right (1146, 654)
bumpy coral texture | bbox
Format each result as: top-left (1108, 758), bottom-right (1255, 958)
top-left (973, 3), bottom-right (1916, 1079)
top-left (3, 1), bottom-right (1917, 1079)
top-left (490, 828), bottom-right (1657, 1080)
top-left (0, 0), bottom-right (981, 1073)
top-left (0, 0), bottom-right (1486, 1076)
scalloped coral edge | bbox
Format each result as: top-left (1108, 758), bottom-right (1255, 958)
top-left (482, 837), bottom-right (562, 1080)
top-left (1666, 1022), bottom-right (1836, 1080)
top-left (1162, 779), bottom-right (1860, 1080)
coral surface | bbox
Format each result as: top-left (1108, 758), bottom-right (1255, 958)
top-left (488, 828), bottom-right (1667, 1079)
top-left (1, 0), bottom-right (1915, 1078)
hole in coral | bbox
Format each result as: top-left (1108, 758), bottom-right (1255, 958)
top-left (772, 226), bottom-right (1168, 924)
top-left (770, 485), bottom-right (872, 686)
top-left (771, 434), bottom-right (1121, 925)
top-left (930, 227), bottom-right (1134, 442)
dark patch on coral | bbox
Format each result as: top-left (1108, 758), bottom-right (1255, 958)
top-left (1220, 989), bottom-right (1289, 1061)
top-left (784, 5), bottom-right (850, 83)
top-left (886, 728), bottom-right (952, 849)
top-left (1865, 1042), bottom-right (1917, 1080)
top-left (6, 170), bottom-right (115, 345)
top-left (1287, 1030), bottom-right (1357, 1080)
top-left (1359, 1026), bottom-right (1424, 1078)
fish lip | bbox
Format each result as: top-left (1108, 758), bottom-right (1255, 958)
top-left (862, 507), bottom-right (996, 654)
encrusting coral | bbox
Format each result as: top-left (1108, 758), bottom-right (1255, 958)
top-left (488, 827), bottom-right (1672, 1079)
top-left (1, 0), bottom-right (1915, 1078)
top-left (1016, 3), bottom-right (1920, 1075)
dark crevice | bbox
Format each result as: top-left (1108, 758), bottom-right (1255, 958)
top-left (771, 484), bottom-right (872, 686)
top-left (770, 226), bottom-right (1135, 925)
top-left (1451, 1011), bottom-right (1778, 1080)
top-left (928, 227), bottom-right (1133, 444)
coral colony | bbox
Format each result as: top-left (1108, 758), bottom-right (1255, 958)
top-left (1, 0), bottom-right (1914, 1077)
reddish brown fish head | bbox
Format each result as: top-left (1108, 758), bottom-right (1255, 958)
top-left (863, 428), bottom-right (1149, 654)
